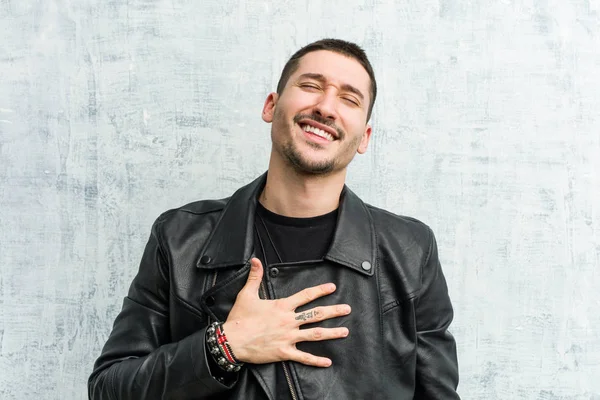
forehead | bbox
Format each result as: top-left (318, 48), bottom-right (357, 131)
top-left (291, 51), bottom-right (371, 96)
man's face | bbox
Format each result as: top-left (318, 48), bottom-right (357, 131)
top-left (262, 50), bottom-right (372, 175)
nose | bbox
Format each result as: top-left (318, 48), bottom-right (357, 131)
top-left (313, 90), bottom-right (338, 121)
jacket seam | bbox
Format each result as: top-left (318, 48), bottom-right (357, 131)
top-left (157, 203), bottom-right (226, 219)
top-left (382, 299), bottom-right (402, 314)
top-left (418, 227), bottom-right (434, 300)
top-left (370, 205), bottom-right (385, 350)
top-left (171, 206), bottom-right (224, 217)
top-left (416, 318), bottom-right (453, 335)
top-left (109, 364), bottom-right (119, 400)
top-left (415, 226), bottom-right (435, 328)
top-left (152, 217), bottom-right (170, 286)
top-left (365, 204), bottom-right (427, 225)
top-left (125, 296), bottom-right (169, 318)
top-left (171, 292), bottom-right (206, 320)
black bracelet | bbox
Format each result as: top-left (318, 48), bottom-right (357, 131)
top-left (206, 321), bottom-right (244, 372)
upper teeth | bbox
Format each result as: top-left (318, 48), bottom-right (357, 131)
top-left (302, 124), bottom-right (334, 141)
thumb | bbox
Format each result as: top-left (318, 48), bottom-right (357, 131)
top-left (243, 257), bottom-right (264, 295)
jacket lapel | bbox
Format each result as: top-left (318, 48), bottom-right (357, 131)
top-left (195, 171), bottom-right (377, 277)
top-left (196, 173), bottom-right (266, 270)
top-left (325, 187), bottom-right (376, 277)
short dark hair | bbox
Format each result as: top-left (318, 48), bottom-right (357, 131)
top-left (276, 39), bottom-right (377, 121)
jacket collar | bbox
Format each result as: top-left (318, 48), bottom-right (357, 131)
top-left (197, 172), bottom-right (376, 276)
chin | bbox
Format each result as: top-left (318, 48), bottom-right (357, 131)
top-left (284, 151), bottom-right (335, 175)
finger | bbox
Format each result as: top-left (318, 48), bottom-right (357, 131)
top-left (284, 283), bottom-right (336, 309)
top-left (294, 304), bottom-right (351, 326)
top-left (296, 327), bottom-right (349, 343)
top-left (241, 257), bottom-right (264, 297)
top-left (288, 349), bottom-right (333, 368)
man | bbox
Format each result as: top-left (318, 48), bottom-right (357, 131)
top-left (89, 38), bottom-right (460, 399)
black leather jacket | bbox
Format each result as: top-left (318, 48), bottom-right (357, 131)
top-left (88, 173), bottom-right (460, 400)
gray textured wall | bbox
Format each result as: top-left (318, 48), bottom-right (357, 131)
top-left (1, 0), bottom-right (599, 399)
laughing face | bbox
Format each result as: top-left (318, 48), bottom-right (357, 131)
top-left (262, 50), bottom-right (373, 175)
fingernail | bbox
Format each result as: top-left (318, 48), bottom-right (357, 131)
top-left (337, 305), bottom-right (350, 313)
top-left (343, 328), bottom-right (349, 337)
top-left (324, 359), bottom-right (332, 367)
top-left (328, 283), bottom-right (336, 291)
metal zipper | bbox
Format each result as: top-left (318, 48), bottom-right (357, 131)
top-left (207, 271), bottom-right (219, 325)
top-left (259, 280), bottom-right (267, 300)
top-left (282, 362), bottom-right (298, 400)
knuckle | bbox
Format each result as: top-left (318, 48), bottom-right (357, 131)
top-left (301, 353), bottom-right (312, 365)
top-left (312, 328), bottom-right (324, 340)
top-left (278, 318), bottom-right (289, 329)
top-left (303, 289), bottom-right (314, 303)
top-left (276, 347), bottom-right (288, 361)
top-left (313, 308), bottom-right (324, 321)
top-left (274, 299), bottom-right (286, 310)
top-left (285, 331), bottom-right (298, 342)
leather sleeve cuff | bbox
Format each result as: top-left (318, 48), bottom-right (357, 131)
top-left (192, 326), bottom-right (240, 389)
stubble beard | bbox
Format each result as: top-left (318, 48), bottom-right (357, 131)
top-left (281, 140), bottom-right (335, 175)
top-left (273, 109), bottom-right (355, 176)
top-left (281, 128), bottom-right (363, 176)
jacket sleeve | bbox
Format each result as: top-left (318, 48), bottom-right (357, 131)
top-left (413, 227), bottom-right (460, 399)
top-left (88, 217), bottom-right (238, 400)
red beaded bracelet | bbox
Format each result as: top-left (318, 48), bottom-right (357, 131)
top-left (206, 321), bottom-right (244, 372)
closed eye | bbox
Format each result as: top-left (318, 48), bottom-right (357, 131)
top-left (300, 83), bottom-right (320, 90)
top-left (343, 97), bottom-right (360, 106)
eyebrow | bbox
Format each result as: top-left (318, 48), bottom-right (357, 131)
top-left (297, 73), bottom-right (365, 102)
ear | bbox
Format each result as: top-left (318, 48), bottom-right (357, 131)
top-left (357, 124), bottom-right (372, 154)
top-left (262, 92), bottom-right (279, 123)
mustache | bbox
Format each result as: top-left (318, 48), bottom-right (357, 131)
top-left (293, 113), bottom-right (344, 139)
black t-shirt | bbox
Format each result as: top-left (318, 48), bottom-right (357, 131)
top-left (253, 201), bottom-right (338, 400)
top-left (254, 201), bottom-right (338, 263)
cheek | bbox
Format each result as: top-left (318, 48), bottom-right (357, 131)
top-left (272, 107), bottom-right (290, 129)
top-left (291, 92), bottom-right (323, 112)
top-left (344, 118), bottom-right (367, 137)
top-left (274, 97), bottom-right (298, 119)
top-left (346, 124), bottom-right (368, 149)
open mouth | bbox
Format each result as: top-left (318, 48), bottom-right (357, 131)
top-left (298, 122), bottom-right (338, 142)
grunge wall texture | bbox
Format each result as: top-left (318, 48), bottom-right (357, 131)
top-left (1, 1), bottom-right (599, 399)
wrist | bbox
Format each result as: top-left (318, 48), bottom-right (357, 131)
top-left (206, 321), bottom-right (244, 372)
top-left (222, 321), bottom-right (248, 363)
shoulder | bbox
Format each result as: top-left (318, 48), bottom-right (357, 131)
top-left (152, 197), bottom-right (230, 233)
top-left (365, 204), bottom-right (440, 299)
top-left (161, 197), bottom-right (229, 218)
top-left (365, 203), bottom-right (434, 248)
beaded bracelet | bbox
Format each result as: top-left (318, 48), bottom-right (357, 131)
top-left (206, 321), bottom-right (244, 372)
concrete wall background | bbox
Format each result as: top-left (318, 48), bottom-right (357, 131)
top-left (1, 0), bottom-right (599, 398)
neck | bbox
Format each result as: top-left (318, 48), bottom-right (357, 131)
top-left (260, 155), bottom-right (346, 218)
